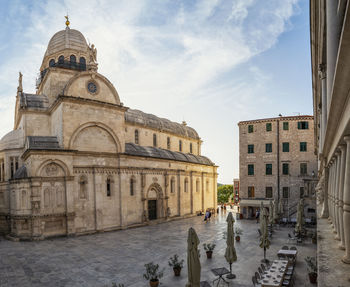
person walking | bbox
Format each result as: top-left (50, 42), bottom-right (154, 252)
top-left (208, 210), bottom-right (212, 221)
top-left (256, 209), bottom-right (260, 223)
top-left (204, 210), bottom-right (209, 223)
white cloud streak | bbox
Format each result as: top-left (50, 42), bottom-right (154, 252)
top-left (0, 0), bottom-right (300, 183)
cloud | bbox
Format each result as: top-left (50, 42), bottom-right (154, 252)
top-left (0, 0), bottom-right (301, 183)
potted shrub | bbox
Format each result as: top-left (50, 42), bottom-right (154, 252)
top-left (235, 227), bottom-right (243, 242)
top-left (143, 262), bottom-right (164, 287)
top-left (203, 243), bottom-right (216, 259)
top-left (168, 254), bottom-right (184, 276)
top-left (305, 256), bottom-right (317, 284)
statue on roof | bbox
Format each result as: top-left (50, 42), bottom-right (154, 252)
top-left (17, 72), bottom-right (23, 93)
top-left (89, 43), bottom-right (97, 63)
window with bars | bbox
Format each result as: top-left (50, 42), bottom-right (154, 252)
top-left (135, 130), bottom-right (139, 144)
top-left (190, 143), bottom-right (193, 153)
top-left (298, 121), bottom-right (309, 129)
top-left (283, 187), bottom-right (289, 198)
top-left (179, 140), bottom-right (182, 152)
top-left (266, 143), bottom-right (272, 153)
top-left (10, 157), bottom-right (19, 179)
top-left (130, 178), bottom-right (135, 196)
top-left (266, 122), bottom-right (272, 131)
top-left (282, 142), bottom-right (289, 152)
top-left (106, 178), bottom-right (111, 197)
top-left (300, 163), bottom-right (307, 175)
top-left (248, 164), bottom-right (254, 175)
top-left (265, 187), bottom-right (273, 198)
top-left (248, 144), bottom-right (254, 154)
top-left (266, 164), bottom-right (272, 175)
top-left (283, 122), bottom-right (289, 130)
top-left (300, 142), bottom-right (307, 152)
top-left (167, 137), bottom-right (171, 149)
top-left (282, 163), bottom-right (289, 175)
top-left (248, 125), bottom-right (254, 133)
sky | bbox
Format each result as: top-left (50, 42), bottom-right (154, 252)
top-left (0, 0), bottom-right (312, 184)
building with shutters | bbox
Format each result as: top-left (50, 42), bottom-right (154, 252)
top-left (238, 115), bottom-right (317, 220)
top-left (0, 21), bottom-right (217, 240)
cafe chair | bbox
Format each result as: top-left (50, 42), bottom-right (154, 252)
top-left (281, 245), bottom-right (289, 250)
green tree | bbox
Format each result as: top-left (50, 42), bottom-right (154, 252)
top-left (217, 184), bottom-right (233, 204)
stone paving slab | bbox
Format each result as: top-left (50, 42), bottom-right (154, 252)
top-left (0, 210), bottom-right (316, 286)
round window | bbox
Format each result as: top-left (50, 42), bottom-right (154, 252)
top-left (87, 81), bottom-right (97, 94)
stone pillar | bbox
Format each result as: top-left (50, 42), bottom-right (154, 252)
top-left (321, 165), bottom-right (329, 218)
top-left (334, 151), bottom-right (341, 238)
top-left (338, 145), bottom-right (346, 249)
top-left (326, 0), bottom-right (340, 113)
top-left (319, 64), bottom-right (327, 149)
top-left (342, 136), bottom-right (350, 263)
top-left (328, 160), bottom-right (334, 223)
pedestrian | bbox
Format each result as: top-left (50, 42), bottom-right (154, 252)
top-left (217, 207), bottom-right (219, 214)
top-left (208, 210), bottom-right (212, 221)
top-left (204, 209), bottom-right (209, 223)
top-left (256, 209), bottom-right (260, 223)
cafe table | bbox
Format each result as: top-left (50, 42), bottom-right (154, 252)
top-left (277, 249), bottom-right (298, 259)
top-left (260, 260), bottom-right (288, 287)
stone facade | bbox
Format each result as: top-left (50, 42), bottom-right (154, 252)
top-left (0, 24), bottom-right (217, 240)
top-left (310, 0), bottom-right (350, 277)
top-left (238, 116), bottom-right (317, 220)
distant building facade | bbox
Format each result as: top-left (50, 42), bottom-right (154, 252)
top-left (238, 116), bottom-right (317, 219)
top-left (311, 0), bottom-right (350, 279)
top-left (0, 23), bottom-right (217, 240)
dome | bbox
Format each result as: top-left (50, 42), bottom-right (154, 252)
top-left (45, 27), bottom-right (89, 57)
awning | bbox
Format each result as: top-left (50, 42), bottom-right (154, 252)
top-left (240, 199), bottom-right (271, 207)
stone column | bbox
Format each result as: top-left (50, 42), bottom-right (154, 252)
top-left (328, 160), bottom-right (334, 223)
top-left (321, 165), bottom-right (329, 218)
top-left (338, 145), bottom-right (346, 249)
top-left (342, 136), bottom-right (350, 264)
top-left (318, 64), bottom-right (327, 149)
top-left (334, 151), bottom-right (341, 238)
top-left (326, 0), bottom-right (340, 113)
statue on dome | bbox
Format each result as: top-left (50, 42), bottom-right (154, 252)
top-left (17, 72), bottom-right (23, 93)
top-left (89, 43), bottom-right (97, 63)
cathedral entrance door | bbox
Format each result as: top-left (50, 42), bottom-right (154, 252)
top-left (148, 200), bottom-right (157, 220)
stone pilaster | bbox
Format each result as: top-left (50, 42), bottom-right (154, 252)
top-left (338, 145), bottom-right (346, 249)
top-left (342, 136), bottom-right (350, 264)
top-left (321, 165), bottom-right (329, 218)
top-left (334, 151), bottom-right (341, 238)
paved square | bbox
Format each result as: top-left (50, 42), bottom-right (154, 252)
top-left (0, 210), bottom-right (316, 286)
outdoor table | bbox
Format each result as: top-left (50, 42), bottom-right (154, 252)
top-left (277, 249), bottom-right (297, 259)
top-left (261, 260), bottom-right (288, 287)
top-left (211, 267), bottom-right (230, 286)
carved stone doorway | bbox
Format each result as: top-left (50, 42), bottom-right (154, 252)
top-left (148, 200), bottom-right (157, 220)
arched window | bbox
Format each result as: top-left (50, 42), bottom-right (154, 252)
top-left (171, 177), bottom-right (175, 193)
top-left (179, 140), bottom-right (182, 152)
top-left (167, 137), bottom-right (171, 149)
top-left (79, 175), bottom-right (87, 199)
top-left (153, 134), bottom-right (157, 147)
top-left (190, 143), bottom-right (193, 153)
top-left (130, 177), bottom-right (135, 196)
top-left (184, 178), bottom-right (188, 193)
top-left (49, 59), bottom-right (55, 67)
top-left (79, 57), bottom-right (86, 69)
top-left (196, 179), bottom-right (200, 193)
top-left (70, 55), bottom-right (76, 63)
top-left (135, 130), bottom-right (139, 144)
top-left (58, 55), bottom-right (64, 64)
top-left (106, 178), bottom-right (111, 197)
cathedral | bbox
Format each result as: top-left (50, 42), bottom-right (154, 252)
top-left (0, 20), bottom-right (217, 240)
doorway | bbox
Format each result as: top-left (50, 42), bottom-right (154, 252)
top-left (148, 200), bottom-right (157, 220)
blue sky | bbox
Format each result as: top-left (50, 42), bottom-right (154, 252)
top-left (0, 0), bottom-right (312, 184)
